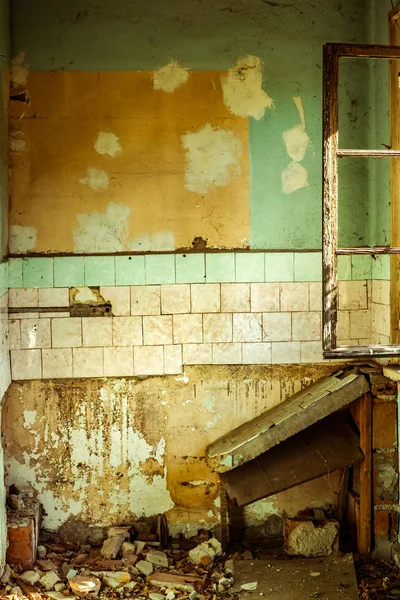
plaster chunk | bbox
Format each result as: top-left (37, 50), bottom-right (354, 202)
top-left (95, 132), bottom-right (121, 157)
top-left (182, 124), bottom-right (242, 194)
top-left (10, 131), bottom-right (26, 154)
top-left (153, 61), bottom-right (190, 92)
top-left (281, 161), bottom-right (309, 194)
top-left (221, 55), bottom-right (273, 120)
top-left (9, 225), bottom-right (37, 253)
top-left (20, 571), bottom-right (40, 586)
top-left (40, 571), bottom-right (61, 591)
top-left (189, 538), bottom-right (222, 566)
top-left (286, 521), bottom-right (338, 557)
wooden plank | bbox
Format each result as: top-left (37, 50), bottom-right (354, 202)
top-left (324, 345), bottom-right (400, 358)
top-left (389, 9), bottom-right (400, 344)
top-left (221, 412), bottom-right (363, 506)
top-left (337, 149), bottom-right (400, 157)
top-left (337, 247), bottom-right (400, 254)
top-left (322, 43), bottom-right (339, 352)
top-left (358, 393), bottom-right (372, 554)
top-left (207, 373), bottom-right (368, 473)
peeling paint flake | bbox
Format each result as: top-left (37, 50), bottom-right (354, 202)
top-left (79, 167), bottom-right (109, 190)
top-left (283, 124), bottom-right (310, 162)
top-left (153, 61), bottom-right (190, 92)
top-left (95, 132), bottom-right (121, 157)
top-left (9, 225), bottom-right (37, 253)
top-left (182, 124), bottom-right (242, 194)
top-left (221, 55), bottom-right (273, 120)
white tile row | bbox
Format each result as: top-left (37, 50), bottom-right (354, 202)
top-left (8, 282), bottom-right (329, 314)
top-left (9, 311), bottom-right (326, 350)
top-left (10, 340), bottom-right (331, 380)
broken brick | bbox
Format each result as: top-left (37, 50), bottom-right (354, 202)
top-left (374, 511), bottom-right (389, 538)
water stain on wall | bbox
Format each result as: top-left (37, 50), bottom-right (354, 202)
top-left (153, 61), bottom-right (190, 93)
top-left (182, 124), bottom-right (242, 194)
top-left (9, 71), bottom-right (249, 252)
top-left (221, 55), bottom-right (273, 120)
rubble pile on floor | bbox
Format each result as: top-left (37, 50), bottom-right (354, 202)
top-left (0, 525), bottom-right (242, 600)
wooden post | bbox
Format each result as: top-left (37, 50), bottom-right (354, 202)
top-left (358, 393), bottom-right (372, 554)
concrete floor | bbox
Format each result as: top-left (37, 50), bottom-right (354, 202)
top-left (232, 555), bottom-right (358, 600)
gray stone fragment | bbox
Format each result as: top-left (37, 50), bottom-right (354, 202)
top-left (241, 582), bottom-right (258, 591)
top-left (136, 560), bottom-right (153, 576)
top-left (101, 534), bottom-right (125, 559)
top-left (87, 527), bottom-right (106, 547)
top-left (55, 583), bottom-right (67, 592)
top-left (1, 564), bottom-right (11, 585)
top-left (224, 559), bottom-right (234, 575)
top-left (20, 571), bottom-right (40, 585)
top-left (37, 545), bottom-right (47, 559)
top-left (166, 593), bottom-right (175, 600)
top-left (121, 541), bottom-right (136, 556)
top-left (59, 516), bottom-right (89, 546)
top-left (40, 570), bottom-right (61, 591)
top-left (134, 541), bottom-right (146, 556)
top-left (10, 586), bottom-right (23, 595)
top-left (149, 593), bottom-right (165, 600)
top-left (146, 550), bottom-right (168, 568)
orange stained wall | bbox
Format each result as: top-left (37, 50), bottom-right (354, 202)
top-left (9, 71), bottom-right (250, 254)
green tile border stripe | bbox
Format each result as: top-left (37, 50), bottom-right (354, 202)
top-left (6, 252), bottom-right (390, 288)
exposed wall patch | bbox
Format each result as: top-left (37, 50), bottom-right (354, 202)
top-left (129, 231), bottom-right (175, 252)
top-left (182, 124), bottom-right (242, 194)
top-left (79, 167), bottom-right (109, 190)
top-left (9, 225), bottom-right (37, 253)
top-left (94, 132), bottom-right (121, 157)
top-left (221, 55), bottom-right (273, 120)
top-left (10, 131), bottom-right (26, 154)
top-left (282, 97), bottom-right (309, 193)
top-left (281, 161), bottom-right (308, 194)
top-left (11, 52), bottom-right (29, 87)
top-left (283, 97), bottom-right (310, 162)
top-left (153, 61), bottom-right (190, 92)
top-left (74, 202), bottom-right (131, 253)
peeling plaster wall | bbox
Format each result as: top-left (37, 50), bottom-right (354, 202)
top-left (3, 366), bottom-right (341, 534)
top-left (8, 0), bottom-right (382, 252)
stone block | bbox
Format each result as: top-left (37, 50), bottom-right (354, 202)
top-left (284, 518), bottom-right (339, 557)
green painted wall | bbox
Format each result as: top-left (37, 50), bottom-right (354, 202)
top-left (10, 0), bottom-right (389, 250)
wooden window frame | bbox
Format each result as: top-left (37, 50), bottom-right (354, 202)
top-left (323, 43), bottom-right (400, 358)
